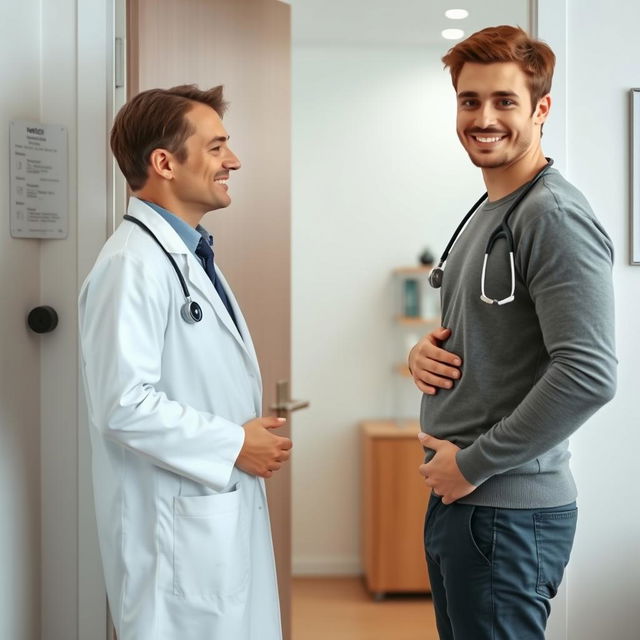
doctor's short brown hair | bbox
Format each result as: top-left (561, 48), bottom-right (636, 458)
top-left (442, 25), bottom-right (555, 113)
top-left (110, 84), bottom-right (228, 191)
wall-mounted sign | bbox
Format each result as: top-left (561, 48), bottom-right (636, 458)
top-left (10, 120), bottom-right (68, 239)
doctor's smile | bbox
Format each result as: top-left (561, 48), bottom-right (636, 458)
top-left (214, 175), bottom-right (229, 189)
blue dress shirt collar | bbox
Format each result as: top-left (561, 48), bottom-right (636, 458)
top-left (141, 200), bottom-right (213, 257)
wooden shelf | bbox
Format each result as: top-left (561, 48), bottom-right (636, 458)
top-left (395, 315), bottom-right (440, 326)
top-left (394, 364), bottom-right (412, 378)
top-left (392, 266), bottom-right (432, 276)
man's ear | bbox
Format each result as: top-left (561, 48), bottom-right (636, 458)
top-left (534, 94), bottom-right (551, 126)
top-left (148, 148), bottom-right (174, 181)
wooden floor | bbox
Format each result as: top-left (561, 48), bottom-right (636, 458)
top-left (291, 577), bottom-right (439, 640)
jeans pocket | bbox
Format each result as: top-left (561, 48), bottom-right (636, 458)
top-left (424, 492), bottom-right (440, 553)
top-left (533, 507), bottom-right (578, 599)
top-left (468, 506), bottom-right (495, 565)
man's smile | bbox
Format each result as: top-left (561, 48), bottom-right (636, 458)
top-left (467, 131), bottom-right (508, 146)
top-left (473, 135), bottom-right (505, 143)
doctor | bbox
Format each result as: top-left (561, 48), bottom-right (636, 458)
top-left (79, 84), bottom-right (291, 640)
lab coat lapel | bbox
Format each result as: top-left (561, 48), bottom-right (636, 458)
top-left (216, 267), bottom-right (262, 381)
top-left (126, 198), bottom-right (256, 371)
top-left (183, 256), bottom-right (253, 359)
top-left (126, 198), bottom-right (188, 254)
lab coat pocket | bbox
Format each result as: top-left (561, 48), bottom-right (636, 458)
top-left (172, 485), bottom-right (249, 600)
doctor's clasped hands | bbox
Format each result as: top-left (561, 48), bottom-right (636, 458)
top-left (237, 416), bottom-right (292, 478)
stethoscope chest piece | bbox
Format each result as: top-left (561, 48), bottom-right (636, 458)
top-left (428, 266), bottom-right (444, 289)
top-left (181, 299), bottom-right (203, 324)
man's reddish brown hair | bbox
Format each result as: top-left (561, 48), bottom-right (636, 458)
top-left (110, 84), bottom-right (228, 191)
top-left (442, 25), bottom-right (555, 112)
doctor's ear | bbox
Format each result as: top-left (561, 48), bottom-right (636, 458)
top-left (148, 148), bottom-right (175, 181)
top-left (534, 94), bottom-right (551, 126)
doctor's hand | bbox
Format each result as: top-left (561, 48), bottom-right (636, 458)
top-left (237, 417), bottom-right (292, 479)
top-left (418, 433), bottom-right (476, 505)
top-left (408, 326), bottom-right (462, 395)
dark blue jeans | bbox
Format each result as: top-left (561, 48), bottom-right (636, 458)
top-left (424, 494), bottom-right (577, 640)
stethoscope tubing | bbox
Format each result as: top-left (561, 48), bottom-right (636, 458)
top-left (429, 158), bottom-right (554, 302)
top-left (439, 191), bottom-right (489, 265)
top-left (123, 214), bottom-right (203, 323)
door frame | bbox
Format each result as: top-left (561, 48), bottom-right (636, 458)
top-left (76, 0), bottom-right (114, 637)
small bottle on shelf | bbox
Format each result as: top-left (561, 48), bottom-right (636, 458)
top-left (403, 278), bottom-right (420, 317)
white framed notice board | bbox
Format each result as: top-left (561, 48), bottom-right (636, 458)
top-left (10, 120), bottom-right (68, 239)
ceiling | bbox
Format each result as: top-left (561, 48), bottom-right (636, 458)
top-left (288, 0), bottom-right (530, 47)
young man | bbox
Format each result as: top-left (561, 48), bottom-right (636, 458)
top-left (409, 26), bottom-right (616, 640)
top-left (79, 85), bottom-right (291, 640)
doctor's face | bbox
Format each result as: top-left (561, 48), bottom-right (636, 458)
top-left (455, 62), bottom-right (549, 170)
top-left (171, 102), bottom-right (241, 215)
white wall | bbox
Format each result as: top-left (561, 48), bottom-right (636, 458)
top-left (291, 41), bottom-right (483, 573)
top-left (562, 1), bottom-right (640, 638)
top-left (0, 2), bottom-right (43, 638)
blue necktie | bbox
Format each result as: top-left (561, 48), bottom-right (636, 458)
top-left (195, 237), bottom-right (239, 330)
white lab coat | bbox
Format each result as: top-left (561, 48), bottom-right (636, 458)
top-left (79, 198), bottom-right (281, 640)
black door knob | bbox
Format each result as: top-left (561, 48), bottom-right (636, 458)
top-left (28, 306), bottom-right (59, 334)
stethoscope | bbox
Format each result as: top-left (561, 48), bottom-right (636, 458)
top-left (428, 158), bottom-right (553, 306)
top-left (123, 214), bottom-right (204, 324)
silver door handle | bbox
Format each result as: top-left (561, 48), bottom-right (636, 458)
top-left (269, 379), bottom-right (310, 415)
top-left (270, 399), bottom-right (310, 413)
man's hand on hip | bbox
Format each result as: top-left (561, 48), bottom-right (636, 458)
top-left (236, 417), bottom-right (292, 478)
top-left (418, 432), bottom-right (476, 504)
top-left (408, 326), bottom-right (462, 395)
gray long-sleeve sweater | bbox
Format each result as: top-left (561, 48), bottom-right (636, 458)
top-left (420, 168), bottom-right (617, 508)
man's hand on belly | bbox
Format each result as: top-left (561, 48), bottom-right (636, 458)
top-left (417, 433), bottom-right (476, 504)
top-left (408, 326), bottom-right (462, 395)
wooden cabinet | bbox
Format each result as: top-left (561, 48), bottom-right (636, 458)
top-left (361, 419), bottom-right (431, 598)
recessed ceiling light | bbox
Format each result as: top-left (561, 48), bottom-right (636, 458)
top-left (445, 9), bottom-right (469, 20)
top-left (442, 28), bottom-right (465, 40)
